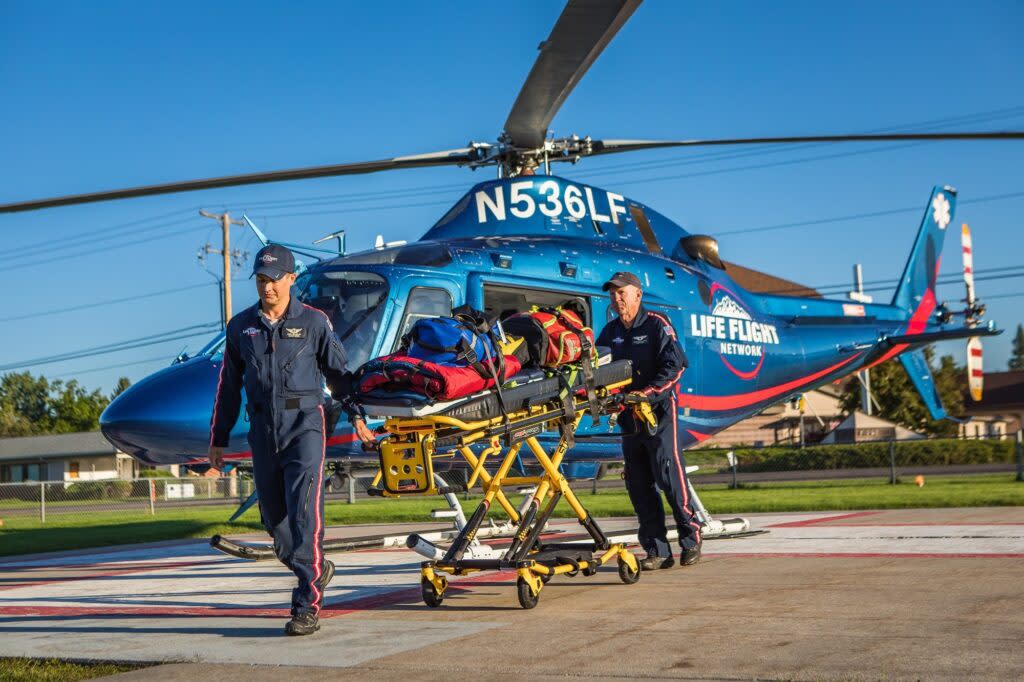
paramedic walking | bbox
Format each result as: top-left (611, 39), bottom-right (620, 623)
top-left (597, 271), bottom-right (702, 570)
top-left (208, 244), bottom-right (375, 636)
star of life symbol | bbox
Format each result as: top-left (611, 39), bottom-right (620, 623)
top-left (932, 193), bottom-right (951, 230)
top-left (261, 253), bottom-right (278, 263)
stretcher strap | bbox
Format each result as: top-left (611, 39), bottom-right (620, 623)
top-left (542, 307), bottom-right (600, 425)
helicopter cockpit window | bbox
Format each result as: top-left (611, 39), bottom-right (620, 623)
top-left (393, 287), bottom-right (454, 350)
top-left (299, 271), bottom-right (389, 368)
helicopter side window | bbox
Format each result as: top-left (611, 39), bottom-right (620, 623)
top-left (393, 288), bottom-right (454, 350)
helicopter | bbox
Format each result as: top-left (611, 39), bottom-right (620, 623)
top-left (0, 0), bottom-right (1013, 489)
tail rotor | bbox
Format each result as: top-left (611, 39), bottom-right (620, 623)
top-left (962, 224), bottom-right (985, 401)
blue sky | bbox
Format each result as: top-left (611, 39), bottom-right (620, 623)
top-left (2, 1), bottom-right (1022, 394)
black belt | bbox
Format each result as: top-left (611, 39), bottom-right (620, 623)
top-left (249, 395), bottom-right (322, 414)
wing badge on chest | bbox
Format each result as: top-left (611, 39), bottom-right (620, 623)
top-left (283, 327), bottom-right (306, 339)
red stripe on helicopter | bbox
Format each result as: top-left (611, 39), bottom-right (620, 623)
top-left (685, 429), bottom-right (711, 442)
top-left (720, 352), bottom-right (765, 381)
top-left (675, 353), bottom-right (862, 411)
top-left (971, 369), bottom-right (984, 378)
top-left (970, 348), bottom-right (983, 357)
top-left (184, 432), bottom-right (359, 465)
top-left (865, 286), bottom-right (938, 369)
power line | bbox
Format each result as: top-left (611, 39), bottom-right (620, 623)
top-left (53, 354), bottom-right (175, 379)
top-left (10, 207), bottom-right (194, 256)
top-left (761, 267), bottom-right (1024, 297)
top-left (716, 190), bottom-right (1024, 237)
top-left (10, 221), bottom-right (208, 272)
top-left (0, 281), bottom-right (216, 322)
top-left (983, 291), bottom-right (1024, 301)
top-left (0, 323), bottom-right (220, 372)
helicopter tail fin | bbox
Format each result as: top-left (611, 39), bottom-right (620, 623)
top-left (891, 186), bottom-right (956, 316)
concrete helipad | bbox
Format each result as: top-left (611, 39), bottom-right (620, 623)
top-left (1, 508), bottom-right (1023, 680)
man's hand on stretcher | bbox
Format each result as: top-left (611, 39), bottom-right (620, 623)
top-left (606, 391), bottom-right (658, 436)
top-left (352, 417), bottom-right (378, 450)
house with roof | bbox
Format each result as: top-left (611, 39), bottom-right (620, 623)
top-left (0, 431), bottom-right (137, 483)
top-left (959, 370), bottom-right (1024, 440)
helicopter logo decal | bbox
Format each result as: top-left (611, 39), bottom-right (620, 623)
top-left (690, 284), bottom-right (779, 380)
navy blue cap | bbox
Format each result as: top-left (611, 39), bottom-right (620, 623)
top-left (251, 244), bottom-right (295, 281)
top-left (602, 271), bottom-right (643, 291)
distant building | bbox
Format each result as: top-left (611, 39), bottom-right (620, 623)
top-left (960, 370), bottom-right (1024, 440)
top-left (0, 431), bottom-right (135, 482)
top-left (820, 411), bottom-right (925, 444)
top-left (699, 383), bottom-right (847, 448)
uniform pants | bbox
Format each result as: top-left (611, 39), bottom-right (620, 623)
top-left (250, 410), bottom-right (327, 617)
top-left (621, 400), bottom-right (701, 557)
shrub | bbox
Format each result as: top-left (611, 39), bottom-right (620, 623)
top-left (696, 439), bottom-right (1016, 473)
top-left (65, 479), bottom-right (133, 500)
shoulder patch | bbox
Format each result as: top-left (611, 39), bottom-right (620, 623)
top-left (648, 312), bottom-right (678, 340)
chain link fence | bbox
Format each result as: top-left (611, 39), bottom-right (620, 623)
top-left (2, 432), bottom-right (1020, 524)
top-left (0, 476), bottom-right (255, 523)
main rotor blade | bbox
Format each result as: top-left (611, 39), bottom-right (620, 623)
top-left (503, 0), bottom-right (641, 149)
top-left (0, 148), bottom-right (476, 214)
top-left (589, 131), bottom-right (1024, 156)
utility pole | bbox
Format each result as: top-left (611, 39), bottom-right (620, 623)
top-left (199, 210), bottom-right (245, 328)
top-left (849, 264), bottom-right (874, 415)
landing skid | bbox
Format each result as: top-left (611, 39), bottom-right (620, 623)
top-left (210, 467), bottom-right (765, 562)
top-left (211, 472), bottom-right (518, 561)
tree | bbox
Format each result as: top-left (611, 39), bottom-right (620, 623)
top-left (110, 377), bottom-right (132, 400)
top-left (0, 372), bottom-right (111, 437)
top-left (839, 347), bottom-right (962, 437)
top-left (48, 380), bottom-right (110, 434)
top-left (1010, 324), bottom-right (1024, 371)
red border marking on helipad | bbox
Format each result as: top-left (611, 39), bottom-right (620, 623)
top-left (806, 522), bottom-right (1024, 527)
top-left (0, 569), bottom-right (517, 619)
top-left (766, 511), bottom-right (880, 528)
top-left (705, 552), bottom-right (1024, 559)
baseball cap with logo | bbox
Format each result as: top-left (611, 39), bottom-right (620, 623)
top-left (602, 271), bottom-right (643, 291)
top-left (251, 244), bottom-right (296, 281)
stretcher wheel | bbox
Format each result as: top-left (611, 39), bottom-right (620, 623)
top-left (617, 557), bottom-right (640, 584)
top-left (421, 577), bottom-right (445, 608)
top-left (516, 577), bottom-right (540, 609)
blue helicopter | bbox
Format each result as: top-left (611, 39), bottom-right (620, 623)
top-left (0, 0), bottom-right (1011, 482)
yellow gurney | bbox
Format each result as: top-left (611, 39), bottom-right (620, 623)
top-left (365, 361), bottom-right (656, 609)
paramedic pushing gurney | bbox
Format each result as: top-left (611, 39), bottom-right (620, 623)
top-left (597, 271), bottom-right (702, 570)
top-left (207, 244), bottom-right (375, 636)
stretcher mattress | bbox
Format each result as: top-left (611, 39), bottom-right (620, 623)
top-left (360, 357), bottom-right (632, 420)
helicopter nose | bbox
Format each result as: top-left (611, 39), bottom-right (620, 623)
top-left (100, 356), bottom-right (224, 465)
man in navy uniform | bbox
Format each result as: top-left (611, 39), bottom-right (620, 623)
top-left (597, 271), bottom-right (702, 570)
top-left (208, 244), bottom-right (375, 636)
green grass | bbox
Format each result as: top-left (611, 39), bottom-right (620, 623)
top-left (0, 658), bottom-right (146, 681)
top-left (1, 475), bottom-right (1020, 557)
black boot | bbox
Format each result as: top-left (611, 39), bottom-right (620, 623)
top-left (681, 541), bottom-right (702, 566)
top-left (285, 612), bottom-right (320, 636)
top-left (639, 555), bottom-right (675, 571)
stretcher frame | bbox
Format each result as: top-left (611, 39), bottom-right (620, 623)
top-left (371, 376), bottom-right (651, 609)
